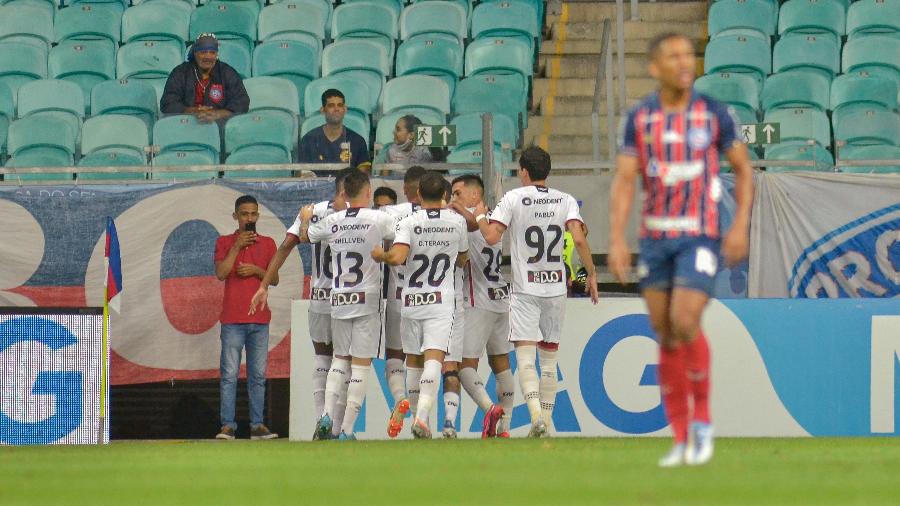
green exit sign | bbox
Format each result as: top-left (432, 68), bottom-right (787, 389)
top-left (415, 125), bottom-right (457, 147)
top-left (740, 123), bottom-right (781, 145)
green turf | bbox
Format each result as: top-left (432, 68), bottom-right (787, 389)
top-left (1, 438), bottom-right (899, 505)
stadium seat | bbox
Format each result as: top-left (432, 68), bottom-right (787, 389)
top-left (0, 83), bottom-right (11, 157)
top-left (411, 0), bottom-right (473, 20)
top-left (471, 1), bottom-right (539, 55)
top-left (842, 35), bottom-right (900, 86)
top-left (121, 1), bottom-right (192, 50)
top-left (224, 113), bottom-right (294, 175)
top-left (446, 145), bottom-right (504, 174)
top-left (243, 76), bottom-right (300, 139)
top-left (78, 114), bottom-right (149, 179)
top-left (321, 39), bottom-right (390, 109)
top-left (374, 109), bottom-right (444, 147)
top-left (54, 4), bottom-right (121, 45)
top-left (0, 43), bottom-right (47, 106)
top-left (480, 0), bottom-right (542, 30)
top-left (761, 71), bottom-right (830, 112)
top-left (331, 2), bottom-right (398, 62)
top-left (116, 41), bottom-right (184, 102)
top-left (342, 0), bottom-right (402, 18)
top-left (703, 34), bottom-right (771, 87)
top-left (252, 41), bottom-right (320, 110)
top-left (465, 37), bottom-right (533, 83)
top-left (304, 75), bottom-right (373, 119)
top-left (91, 79), bottom-right (159, 130)
top-left (395, 37), bottom-right (464, 96)
top-left (764, 141), bottom-right (834, 172)
top-left (189, 3), bottom-right (257, 55)
top-left (207, 0), bottom-right (264, 17)
top-left (300, 113), bottom-right (370, 148)
top-left (0, 3), bottom-right (53, 50)
top-left (151, 114), bottom-right (220, 178)
top-left (451, 111), bottom-right (516, 152)
top-left (49, 40), bottom-right (116, 115)
top-left (5, 116), bottom-right (76, 178)
top-left (846, 0), bottom-right (900, 38)
top-left (773, 34), bottom-right (841, 79)
top-left (69, 0), bottom-right (128, 14)
top-left (764, 107), bottom-right (832, 147)
top-left (830, 72), bottom-right (898, 116)
top-left (453, 74), bottom-right (525, 132)
top-left (17, 80), bottom-right (85, 144)
top-left (694, 72), bottom-right (760, 120)
top-left (838, 144), bottom-right (900, 173)
top-left (834, 109), bottom-right (900, 146)
top-left (707, 0), bottom-right (777, 40)
top-left (216, 39), bottom-right (251, 79)
top-left (399, 2), bottom-right (467, 45)
top-left (257, 1), bottom-right (326, 51)
top-left (381, 75), bottom-right (450, 119)
top-left (778, 0), bottom-right (846, 39)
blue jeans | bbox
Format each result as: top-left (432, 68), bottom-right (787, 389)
top-left (220, 323), bottom-right (270, 429)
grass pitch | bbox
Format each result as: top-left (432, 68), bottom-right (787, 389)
top-left (1, 438), bottom-right (899, 505)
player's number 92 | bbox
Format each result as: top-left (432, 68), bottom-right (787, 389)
top-left (525, 225), bottom-right (563, 264)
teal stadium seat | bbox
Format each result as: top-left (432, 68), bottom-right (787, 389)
top-left (773, 34), bottom-right (841, 79)
top-left (764, 142), bottom-right (834, 171)
top-left (703, 34), bottom-right (771, 87)
top-left (847, 0), bottom-right (900, 38)
top-left (0, 83), bottom-right (11, 157)
top-left (838, 145), bottom-right (900, 173)
top-left (91, 79), bottom-right (159, 130)
top-left (321, 39), bottom-right (390, 109)
top-left (842, 35), bottom-right (900, 86)
top-left (207, 0), bottom-right (264, 17)
top-left (301, 113), bottom-right (370, 148)
top-left (304, 75), bottom-right (373, 119)
top-left (265, 0), bottom-right (332, 35)
top-left (224, 113), bottom-right (294, 175)
top-left (5, 116), bottom-right (76, 179)
top-left (121, 1), bottom-right (192, 50)
top-left (694, 72), bottom-right (760, 122)
top-left (216, 39), bottom-right (251, 79)
top-left (0, 43), bottom-right (47, 106)
top-left (116, 41), bottom-right (183, 102)
top-left (412, 0), bottom-right (473, 21)
top-left (464, 37), bottom-right (533, 83)
top-left (764, 107), bottom-right (832, 147)
top-left (17, 80), bottom-right (85, 144)
top-left (243, 76), bottom-right (300, 140)
top-left (471, 1), bottom-right (539, 56)
top-left (831, 73), bottom-right (898, 130)
top-left (190, 3), bottom-right (257, 55)
top-left (257, 1), bottom-right (326, 52)
top-left (49, 40), bottom-right (116, 115)
top-left (331, 2), bottom-right (398, 62)
top-left (451, 111), bottom-right (516, 157)
top-left (761, 71), bottom-right (830, 112)
top-left (131, 0), bottom-right (195, 8)
top-left (0, 3), bottom-right (54, 50)
top-left (446, 145), bottom-right (504, 175)
top-left (399, 2), bottom-right (467, 44)
top-left (374, 109), bottom-right (443, 147)
top-left (55, 4), bottom-right (121, 45)
top-left (453, 74), bottom-right (525, 132)
top-left (381, 75), bottom-right (450, 119)
top-left (78, 114), bottom-right (149, 179)
top-left (151, 114), bottom-right (220, 178)
top-left (778, 0), bottom-right (846, 39)
top-left (253, 40), bottom-right (320, 110)
top-left (342, 0), bottom-right (402, 17)
top-left (396, 37), bottom-right (463, 96)
top-left (69, 0), bottom-right (128, 15)
top-left (708, 0), bottom-right (777, 39)
top-left (834, 109), bottom-right (900, 146)
top-left (481, 0), bottom-right (543, 31)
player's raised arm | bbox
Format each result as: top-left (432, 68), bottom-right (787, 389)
top-left (608, 153), bottom-right (640, 284)
top-left (249, 204), bottom-right (314, 315)
top-left (473, 200), bottom-right (506, 245)
top-left (721, 135), bottom-right (754, 267)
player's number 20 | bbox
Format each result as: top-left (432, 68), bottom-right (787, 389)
top-left (409, 253), bottom-right (452, 288)
top-left (525, 225), bottom-right (563, 264)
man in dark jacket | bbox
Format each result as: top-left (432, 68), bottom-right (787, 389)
top-left (160, 33), bottom-right (249, 123)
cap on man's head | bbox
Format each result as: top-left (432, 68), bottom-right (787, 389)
top-left (193, 33), bottom-right (219, 53)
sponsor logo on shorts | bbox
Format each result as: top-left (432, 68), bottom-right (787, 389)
top-left (488, 285), bottom-right (510, 300)
top-left (404, 292), bottom-right (442, 307)
top-left (528, 270), bottom-right (564, 284)
top-left (311, 287), bottom-right (331, 301)
top-left (331, 292), bottom-right (366, 306)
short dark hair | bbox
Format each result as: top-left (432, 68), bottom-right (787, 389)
top-left (404, 165), bottom-right (427, 186)
top-left (647, 32), bottom-right (692, 60)
top-left (335, 166), bottom-right (354, 192)
top-left (341, 168), bottom-right (369, 198)
top-left (399, 114), bottom-right (423, 133)
top-left (234, 194), bottom-right (257, 211)
top-left (418, 171), bottom-right (446, 201)
top-left (373, 186), bottom-right (397, 204)
top-left (519, 146), bottom-right (552, 181)
top-left (321, 88), bottom-right (345, 107)
top-left (451, 174), bottom-right (484, 195)
top-left (441, 177), bottom-right (452, 202)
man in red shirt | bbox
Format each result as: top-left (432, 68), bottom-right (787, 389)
top-left (214, 195), bottom-right (279, 440)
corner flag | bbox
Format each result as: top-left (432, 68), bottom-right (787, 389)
top-left (104, 217), bottom-right (123, 313)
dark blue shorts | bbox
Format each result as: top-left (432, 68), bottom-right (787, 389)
top-left (637, 236), bottom-right (720, 296)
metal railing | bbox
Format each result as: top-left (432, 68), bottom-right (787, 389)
top-left (591, 18), bottom-right (616, 168)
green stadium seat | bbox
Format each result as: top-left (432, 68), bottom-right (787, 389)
top-left (773, 33), bottom-right (841, 79)
top-left (243, 76), bottom-right (300, 139)
top-left (342, 0), bottom-right (402, 18)
top-left (224, 113), bottom-right (294, 175)
top-left (252, 40), bottom-right (320, 108)
top-left (0, 3), bottom-right (53, 50)
top-left (116, 41), bottom-right (183, 102)
top-left (258, 1), bottom-right (326, 51)
top-left (301, 113), bottom-right (370, 148)
top-left (321, 39), bottom-right (390, 109)
top-left (412, 0), bottom-right (473, 20)
top-left (374, 109), bottom-right (443, 147)
top-left (55, 4), bottom-right (121, 45)
top-left (465, 37), bottom-right (533, 82)
top-left (764, 141), bottom-right (834, 171)
top-left (190, 3), bottom-right (257, 55)
top-left (151, 114), bottom-right (220, 178)
top-left (381, 75), bottom-right (450, 119)
top-left (834, 109), bottom-right (900, 146)
top-left (331, 2), bottom-right (399, 62)
top-left (831, 72), bottom-right (898, 117)
top-left (842, 35), bottom-right (900, 86)
top-left (69, 0), bottom-right (128, 14)
top-left (267, 0), bottom-right (332, 35)
top-left (78, 114), bottom-right (149, 179)
top-left (17, 80), bottom-right (85, 145)
top-left (304, 75), bottom-right (373, 119)
top-left (91, 79), bottom-right (159, 131)
top-left (480, 0), bottom-right (542, 30)
top-left (471, 1), bottom-right (539, 55)
top-left (5, 116), bottom-right (76, 178)
top-left (703, 34), bottom-right (771, 87)
top-left (761, 71), bottom-right (830, 112)
top-left (708, 0), bottom-right (776, 40)
top-left (400, 2), bottom-right (467, 44)
top-left (121, 2), bottom-right (192, 50)
top-left (49, 40), bottom-right (116, 115)
top-left (451, 111), bottom-right (516, 151)
top-left (0, 82), bottom-right (11, 157)
top-left (453, 74), bottom-right (525, 132)
top-left (207, 0), bottom-right (264, 17)
top-left (778, 0), bottom-right (846, 39)
top-left (838, 144), bottom-right (900, 173)
top-left (729, 105), bottom-right (759, 126)
top-left (130, 0), bottom-right (196, 7)
top-left (694, 72), bottom-right (760, 114)
top-left (0, 43), bottom-right (47, 107)
top-left (396, 36), bottom-right (463, 96)
top-left (847, 0), bottom-right (900, 38)
top-left (764, 107), bottom-right (831, 147)
top-left (446, 145), bottom-right (504, 174)
top-left (216, 39), bottom-right (251, 79)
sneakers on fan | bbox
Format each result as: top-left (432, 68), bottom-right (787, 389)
top-left (442, 420), bottom-right (457, 439)
top-left (527, 420), bottom-right (548, 438)
top-left (658, 443), bottom-right (687, 468)
top-left (387, 398), bottom-right (410, 438)
top-left (314, 414), bottom-right (333, 441)
top-left (481, 405), bottom-right (504, 439)
top-left (411, 417), bottom-right (432, 439)
top-left (686, 422), bottom-right (714, 466)
top-left (337, 431), bottom-right (357, 441)
top-left (215, 425), bottom-right (235, 440)
top-left (250, 424), bottom-right (278, 440)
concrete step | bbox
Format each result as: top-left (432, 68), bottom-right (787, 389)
top-left (552, 21), bottom-right (707, 42)
top-left (539, 37), bottom-right (705, 56)
top-left (545, 1), bottom-right (707, 24)
top-left (538, 54), bottom-right (648, 79)
top-left (537, 95), bottom-right (639, 116)
top-left (540, 134), bottom-right (611, 155)
top-left (525, 114), bottom-right (616, 137)
top-left (533, 77), bottom-right (657, 104)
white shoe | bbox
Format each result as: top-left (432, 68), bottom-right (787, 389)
top-left (658, 443), bottom-right (687, 468)
top-left (686, 423), bottom-right (714, 466)
top-left (527, 420), bottom-right (548, 438)
top-left (442, 420), bottom-right (458, 439)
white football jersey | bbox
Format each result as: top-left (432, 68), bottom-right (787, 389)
top-left (467, 208), bottom-right (509, 312)
top-left (394, 208), bottom-right (468, 319)
top-left (308, 207), bottom-right (395, 319)
top-left (381, 202), bottom-right (421, 307)
top-left (490, 185), bottom-right (583, 297)
top-left (288, 200), bottom-right (335, 314)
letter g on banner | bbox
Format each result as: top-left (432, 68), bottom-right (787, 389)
top-left (579, 314), bottom-right (668, 434)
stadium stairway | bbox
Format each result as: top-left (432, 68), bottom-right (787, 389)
top-left (530, 1), bottom-right (708, 162)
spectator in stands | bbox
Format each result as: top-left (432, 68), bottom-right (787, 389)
top-left (375, 115), bottom-right (434, 165)
top-left (298, 89), bottom-right (371, 171)
top-left (160, 33), bottom-right (249, 123)
top-left (214, 195), bottom-right (278, 441)
top-left (373, 186), bottom-right (397, 208)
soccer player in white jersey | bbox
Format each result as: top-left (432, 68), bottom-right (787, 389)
top-left (440, 177), bottom-right (466, 438)
top-left (297, 169), bottom-right (396, 440)
top-left (250, 168), bottom-right (350, 439)
top-left (379, 166), bottom-right (426, 437)
top-left (372, 171), bottom-right (469, 439)
top-left (474, 147), bottom-right (599, 437)
top-left (448, 175), bottom-right (515, 438)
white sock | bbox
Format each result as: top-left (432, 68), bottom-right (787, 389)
top-left (341, 364), bottom-right (370, 435)
top-left (459, 367), bottom-right (493, 412)
top-left (495, 369), bottom-right (515, 433)
top-left (538, 347), bottom-right (559, 428)
top-left (332, 373), bottom-right (350, 437)
top-left (312, 354), bottom-right (332, 422)
top-left (443, 391), bottom-right (460, 426)
top-left (415, 359), bottom-right (442, 422)
top-left (385, 357), bottom-right (407, 404)
top-left (323, 357), bottom-right (350, 419)
top-left (406, 366), bottom-right (423, 417)
top-left (515, 346), bottom-right (541, 425)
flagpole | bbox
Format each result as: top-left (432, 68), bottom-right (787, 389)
top-left (99, 242), bottom-right (109, 445)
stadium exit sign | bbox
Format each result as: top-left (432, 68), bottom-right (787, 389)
top-left (741, 123), bottom-right (781, 145)
top-left (416, 125), bottom-right (457, 147)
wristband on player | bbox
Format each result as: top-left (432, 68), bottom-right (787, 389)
top-left (475, 214), bottom-right (487, 223)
